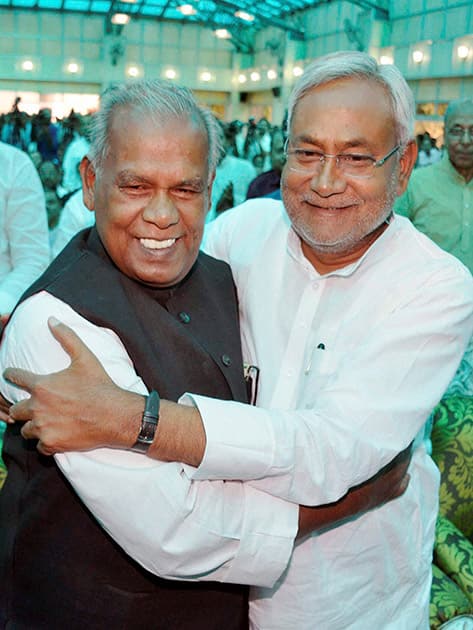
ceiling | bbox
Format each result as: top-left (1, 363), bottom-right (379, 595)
top-left (0, 0), bottom-right (389, 50)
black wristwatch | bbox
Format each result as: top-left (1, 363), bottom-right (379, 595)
top-left (131, 390), bottom-right (160, 454)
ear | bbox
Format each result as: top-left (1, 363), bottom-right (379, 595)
top-left (205, 171), bottom-right (216, 214)
top-left (396, 139), bottom-right (417, 197)
top-left (80, 156), bottom-right (96, 212)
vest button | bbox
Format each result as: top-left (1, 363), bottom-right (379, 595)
top-left (221, 354), bottom-right (232, 367)
top-left (178, 311), bottom-right (191, 324)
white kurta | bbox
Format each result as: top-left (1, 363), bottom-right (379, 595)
top-left (192, 200), bottom-right (473, 629)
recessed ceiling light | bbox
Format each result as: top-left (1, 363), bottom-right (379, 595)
top-left (111, 13), bottom-right (130, 25)
top-left (234, 10), bottom-right (254, 22)
top-left (457, 44), bottom-right (470, 60)
top-left (178, 4), bottom-right (196, 15)
top-left (21, 60), bottom-right (34, 71)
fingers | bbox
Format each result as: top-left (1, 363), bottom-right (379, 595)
top-left (20, 419), bottom-right (36, 439)
top-left (48, 317), bottom-right (94, 364)
top-left (3, 367), bottom-right (38, 393)
top-left (8, 397), bottom-right (33, 422)
top-left (21, 421), bottom-right (55, 456)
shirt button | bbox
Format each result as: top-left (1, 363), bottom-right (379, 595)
top-left (221, 354), bottom-right (232, 367)
top-left (178, 312), bottom-right (191, 324)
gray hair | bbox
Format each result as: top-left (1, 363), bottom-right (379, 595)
top-left (88, 79), bottom-right (222, 182)
top-left (444, 97), bottom-right (473, 125)
top-left (287, 51), bottom-right (415, 149)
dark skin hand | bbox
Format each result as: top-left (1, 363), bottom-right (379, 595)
top-left (2, 318), bottom-right (411, 538)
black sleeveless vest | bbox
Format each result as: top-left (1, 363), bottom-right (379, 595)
top-left (0, 228), bottom-right (249, 629)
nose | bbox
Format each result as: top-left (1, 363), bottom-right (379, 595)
top-left (309, 157), bottom-right (347, 197)
top-left (142, 191), bottom-right (180, 228)
top-left (459, 130), bottom-right (473, 144)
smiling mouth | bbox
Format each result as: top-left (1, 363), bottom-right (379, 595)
top-left (140, 237), bottom-right (176, 250)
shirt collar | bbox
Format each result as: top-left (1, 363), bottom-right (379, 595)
top-left (287, 211), bottom-right (399, 279)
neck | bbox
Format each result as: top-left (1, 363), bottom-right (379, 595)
top-left (302, 215), bottom-right (391, 276)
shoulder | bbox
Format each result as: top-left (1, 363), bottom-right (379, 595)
top-left (393, 216), bottom-right (473, 284)
top-left (204, 198), bottom-right (285, 247)
top-left (0, 141), bottom-right (35, 172)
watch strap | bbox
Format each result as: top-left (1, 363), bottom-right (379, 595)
top-left (131, 390), bottom-right (160, 453)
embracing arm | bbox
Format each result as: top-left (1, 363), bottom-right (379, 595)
top-left (5, 316), bottom-right (411, 542)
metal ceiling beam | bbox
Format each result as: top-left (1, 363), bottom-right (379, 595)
top-left (345, 0), bottom-right (389, 19)
top-left (212, 0), bottom-right (305, 39)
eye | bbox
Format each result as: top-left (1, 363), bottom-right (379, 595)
top-left (292, 149), bottom-right (322, 162)
top-left (119, 183), bottom-right (150, 194)
top-left (340, 154), bottom-right (374, 167)
top-left (173, 186), bottom-right (203, 199)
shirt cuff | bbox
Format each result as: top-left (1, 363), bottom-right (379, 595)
top-left (180, 393), bottom-right (281, 481)
top-left (220, 484), bottom-right (298, 586)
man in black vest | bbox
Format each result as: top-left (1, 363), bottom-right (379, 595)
top-left (0, 79), bottom-right (255, 630)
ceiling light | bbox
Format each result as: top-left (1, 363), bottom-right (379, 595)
top-left (178, 4), bottom-right (196, 15)
top-left (267, 69), bottom-right (277, 80)
top-left (234, 10), bottom-right (254, 22)
top-left (127, 65), bottom-right (140, 77)
top-left (21, 59), bottom-right (34, 71)
top-left (200, 71), bottom-right (212, 82)
top-left (292, 65), bottom-right (303, 77)
top-left (250, 71), bottom-right (260, 82)
top-left (215, 29), bottom-right (231, 39)
top-left (66, 62), bottom-right (79, 74)
top-left (379, 55), bottom-right (393, 65)
top-left (111, 13), bottom-right (130, 25)
top-left (457, 44), bottom-right (470, 60)
top-left (238, 74), bottom-right (247, 84)
top-left (412, 49), bottom-right (424, 64)
top-left (164, 68), bottom-right (177, 79)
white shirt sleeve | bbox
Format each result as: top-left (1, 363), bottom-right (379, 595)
top-left (0, 292), bottom-right (297, 586)
top-left (0, 149), bottom-right (50, 313)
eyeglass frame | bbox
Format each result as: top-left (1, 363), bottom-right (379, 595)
top-left (284, 140), bottom-right (401, 179)
top-left (447, 126), bottom-right (473, 140)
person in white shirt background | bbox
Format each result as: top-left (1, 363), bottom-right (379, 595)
top-left (4, 51), bottom-right (473, 629)
top-left (0, 140), bottom-right (49, 323)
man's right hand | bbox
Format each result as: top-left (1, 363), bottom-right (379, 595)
top-left (3, 317), bottom-right (144, 455)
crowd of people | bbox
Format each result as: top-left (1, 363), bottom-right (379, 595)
top-left (1, 102), bottom-right (92, 243)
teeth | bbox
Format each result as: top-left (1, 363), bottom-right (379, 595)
top-left (140, 238), bottom-right (176, 250)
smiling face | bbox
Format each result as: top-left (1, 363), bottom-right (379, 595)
top-left (281, 77), bottom-right (416, 273)
top-left (444, 103), bottom-right (473, 181)
top-left (81, 106), bottom-right (212, 287)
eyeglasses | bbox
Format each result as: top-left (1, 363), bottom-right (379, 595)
top-left (447, 126), bottom-right (473, 140)
top-left (284, 142), bottom-right (400, 179)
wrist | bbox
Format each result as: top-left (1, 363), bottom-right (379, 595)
top-left (131, 390), bottom-right (160, 453)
